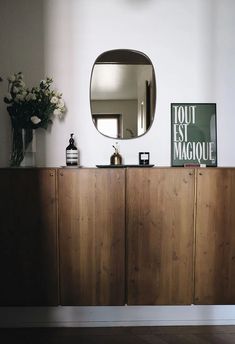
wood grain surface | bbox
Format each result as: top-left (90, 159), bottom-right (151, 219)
top-left (195, 168), bottom-right (235, 304)
top-left (0, 169), bottom-right (58, 306)
top-left (58, 169), bottom-right (125, 305)
top-left (126, 168), bottom-right (195, 305)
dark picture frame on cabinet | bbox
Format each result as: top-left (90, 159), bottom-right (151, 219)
top-left (171, 103), bottom-right (217, 167)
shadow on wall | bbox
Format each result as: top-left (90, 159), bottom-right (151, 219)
top-left (0, 0), bottom-right (45, 167)
top-left (0, 0), bottom-right (70, 167)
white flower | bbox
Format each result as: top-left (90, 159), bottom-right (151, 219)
top-left (15, 93), bottom-right (25, 101)
top-left (25, 93), bottom-right (33, 101)
top-left (50, 96), bottom-right (58, 104)
top-left (12, 86), bottom-right (19, 93)
top-left (57, 99), bottom-right (64, 109)
top-left (30, 116), bottom-right (41, 125)
top-left (53, 108), bottom-right (63, 118)
top-left (8, 75), bottom-right (16, 82)
top-left (25, 92), bottom-right (36, 101)
top-left (19, 80), bottom-right (26, 88)
top-left (5, 93), bottom-right (12, 101)
top-left (55, 91), bottom-right (62, 97)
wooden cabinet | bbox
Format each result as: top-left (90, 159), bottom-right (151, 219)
top-left (126, 168), bottom-right (195, 305)
top-left (195, 168), bottom-right (235, 304)
top-left (58, 169), bottom-right (125, 305)
top-left (1, 167), bottom-right (234, 306)
top-left (0, 169), bottom-right (58, 306)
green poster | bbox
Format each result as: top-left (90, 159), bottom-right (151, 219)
top-left (171, 103), bottom-right (217, 166)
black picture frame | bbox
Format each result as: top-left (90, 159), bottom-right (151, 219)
top-left (171, 103), bottom-right (217, 167)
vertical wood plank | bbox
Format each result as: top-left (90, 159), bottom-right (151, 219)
top-left (195, 168), bottom-right (235, 304)
top-left (58, 168), bottom-right (125, 305)
top-left (127, 168), bottom-right (195, 305)
top-left (0, 169), bottom-right (58, 306)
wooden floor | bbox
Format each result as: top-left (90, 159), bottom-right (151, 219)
top-left (1, 326), bottom-right (235, 343)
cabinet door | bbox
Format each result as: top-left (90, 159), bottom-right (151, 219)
top-left (195, 169), bottom-right (235, 304)
top-left (127, 168), bottom-right (195, 305)
top-left (0, 169), bottom-right (58, 306)
top-left (58, 169), bottom-right (125, 305)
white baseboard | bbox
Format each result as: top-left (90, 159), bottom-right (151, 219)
top-left (1, 305), bottom-right (235, 327)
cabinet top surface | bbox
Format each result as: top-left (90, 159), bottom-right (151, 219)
top-left (0, 166), bottom-right (235, 170)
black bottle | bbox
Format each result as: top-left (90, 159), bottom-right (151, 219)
top-left (66, 133), bottom-right (78, 166)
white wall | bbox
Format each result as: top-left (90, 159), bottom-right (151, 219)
top-left (0, 0), bottom-right (235, 167)
top-left (1, 0), bottom-right (235, 326)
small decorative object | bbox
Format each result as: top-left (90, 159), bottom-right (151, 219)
top-left (4, 72), bottom-right (66, 167)
top-left (171, 103), bottom-right (217, 167)
top-left (66, 133), bottom-right (78, 166)
top-left (110, 142), bottom-right (122, 165)
top-left (139, 152), bottom-right (150, 165)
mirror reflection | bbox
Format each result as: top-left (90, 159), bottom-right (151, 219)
top-left (90, 49), bottom-right (156, 139)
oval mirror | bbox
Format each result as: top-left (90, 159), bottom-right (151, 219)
top-left (90, 49), bottom-right (156, 139)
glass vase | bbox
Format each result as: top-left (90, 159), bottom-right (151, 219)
top-left (10, 128), bottom-right (36, 167)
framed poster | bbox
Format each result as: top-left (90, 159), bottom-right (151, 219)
top-left (171, 103), bottom-right (217, 166)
